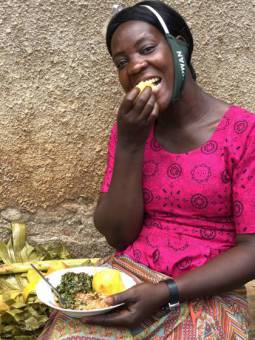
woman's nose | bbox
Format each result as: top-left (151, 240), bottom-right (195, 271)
top-left (127, 56), bottom-right (147, 75)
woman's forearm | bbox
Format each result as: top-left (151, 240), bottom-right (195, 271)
top-left (94, 144), bottom-right (145, 249)
top-left (175, 235), bottom-right (255, 302)
top-left (155, 235), bottom-right (255, 309)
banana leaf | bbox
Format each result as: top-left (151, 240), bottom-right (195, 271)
top-left (11, 223), bottom-right (26, 263)
top-left (0, 222), bottom-right (72, 338)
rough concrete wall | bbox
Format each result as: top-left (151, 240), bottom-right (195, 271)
top-left (0, 0), bottom-right (254, 257)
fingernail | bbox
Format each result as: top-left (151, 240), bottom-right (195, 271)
top-left (104, 297), bottom-right (113, 305)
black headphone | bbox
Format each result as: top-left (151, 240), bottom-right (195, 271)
top-left (142, 5), bottom-right (188, 102)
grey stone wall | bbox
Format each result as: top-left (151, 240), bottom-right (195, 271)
top-left (0, 0), bottom-right (254, 257)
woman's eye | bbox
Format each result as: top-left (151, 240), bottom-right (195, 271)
top-left (116, 59), bottom-right (128, 70)
top-left (141, 45), bottom-right (155, 54)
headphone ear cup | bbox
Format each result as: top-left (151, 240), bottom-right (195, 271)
top-left (177, 41), bottom-right (189, 61)
top-left (176, 41), bottom-right (197, 80)
top-left (166, 34), bottom-right (188, 102)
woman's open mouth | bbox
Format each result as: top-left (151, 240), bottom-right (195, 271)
top-left (136, 77), bottom-right (162, 92)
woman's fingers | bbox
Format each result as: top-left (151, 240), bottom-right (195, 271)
top-left (81, 283), bottom-right (163, 328)
top-left (81, 307), bottom-right (136, 327)
top-left (147, 101), bottom-right (159, 123)
top-left (137, 93), bottom-right (156, 122)
top-left (106, 287), bottom-right (137, 306)
top-left (118, 87), bottom-right (140, 115)
top-left (116, 86), bottom-right (158, 148)
top-left (81, 288), bottom-right (139, 327)
top-left (127, 88), bottom-right (157, 126)
top-left (119, 86), bottom-right (154, 118)
top-left (132, 87), bottom-right (153, 116)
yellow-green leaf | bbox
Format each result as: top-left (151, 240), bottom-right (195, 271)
top-left (0, 241), bottom-right (12, 264)
top-left (23, 269), bottom-right (42, 301)
top-left (12, 223), bottom-right (26, 262)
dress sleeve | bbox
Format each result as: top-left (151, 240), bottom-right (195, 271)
top-left (100, 123), bottom-right (117, 192)
top-left (232, 125), bottom-right (255, 234)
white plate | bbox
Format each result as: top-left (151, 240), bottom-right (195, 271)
top-left (36, 266), bottom-right (136, 318)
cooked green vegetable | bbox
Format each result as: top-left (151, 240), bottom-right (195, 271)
top-left (56, 272), bottom-right (93, 309)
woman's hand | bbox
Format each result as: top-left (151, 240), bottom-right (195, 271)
top-left (117, 87), bottom-right (159, 151)
top-left (81, 282), bottom-right (169, 328)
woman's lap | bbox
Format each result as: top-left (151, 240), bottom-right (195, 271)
top-left (38, 257), bottom-right (249, 340)
top-left (38, 290), bottom-right (249, 340)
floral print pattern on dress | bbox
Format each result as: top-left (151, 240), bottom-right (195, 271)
top-left (101, 106), bottom-right (255, 278)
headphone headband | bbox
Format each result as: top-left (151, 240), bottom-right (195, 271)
top-left (141, 5), bottom-right (170, 34)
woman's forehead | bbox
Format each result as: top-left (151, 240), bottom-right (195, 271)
top-left (111, 20), bottom-right (163, 54)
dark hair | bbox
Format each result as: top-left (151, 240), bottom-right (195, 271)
top-left (106, 0), bottom-right (195, 77)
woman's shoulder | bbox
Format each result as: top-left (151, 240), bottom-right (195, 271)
top-left (227, 105), bottom-right (255, 121)
top-left (221, 106), bottom-right (255, 160)
top-left (223, 105), bottom-right (255, 135)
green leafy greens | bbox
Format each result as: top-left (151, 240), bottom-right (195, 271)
top-left (56, 272), bottom-right (93, 309)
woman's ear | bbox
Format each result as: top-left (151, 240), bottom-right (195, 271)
top-left (176, 35), bottom-right (187, 43)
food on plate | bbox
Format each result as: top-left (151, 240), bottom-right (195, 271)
top-left (56, 269), bottom-right (125, 310)
top-left (92, 268), bottom-right (125, 296)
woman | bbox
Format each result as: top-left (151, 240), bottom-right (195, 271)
top-left (40, 1), bottom-right (254, 339)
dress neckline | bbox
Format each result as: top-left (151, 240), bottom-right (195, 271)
top-left (151, 105), bottom-right (234, 156)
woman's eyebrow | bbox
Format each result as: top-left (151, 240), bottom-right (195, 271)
top-left (112, 36), bottom-right (154, 60)
top-left (134, 36), bottom-right (153, 47)
top-left (112, 51), bottom-right (124, 61)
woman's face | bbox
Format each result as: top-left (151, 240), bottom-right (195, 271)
top-left (111, 20), bottom-right (174, 111)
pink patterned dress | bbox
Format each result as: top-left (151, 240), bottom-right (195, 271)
top-left (39, 106), bottom-right (252, 339)
top-left (101, 105), bottom-right (255, 278)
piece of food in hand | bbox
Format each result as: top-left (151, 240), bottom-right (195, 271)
top-left (136, 78), bottom-right (159, 92)
top-left (92, 269), bottom-right (125, 296)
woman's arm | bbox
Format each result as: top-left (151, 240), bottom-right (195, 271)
top-left (94, 87), bottom-right (159, 250)
top-left (175, 234), bottom-right (255, 301)
top-left (94, 146), bottom-right (144, 250)
top-left (82, 234), bottom-right (255, 327)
